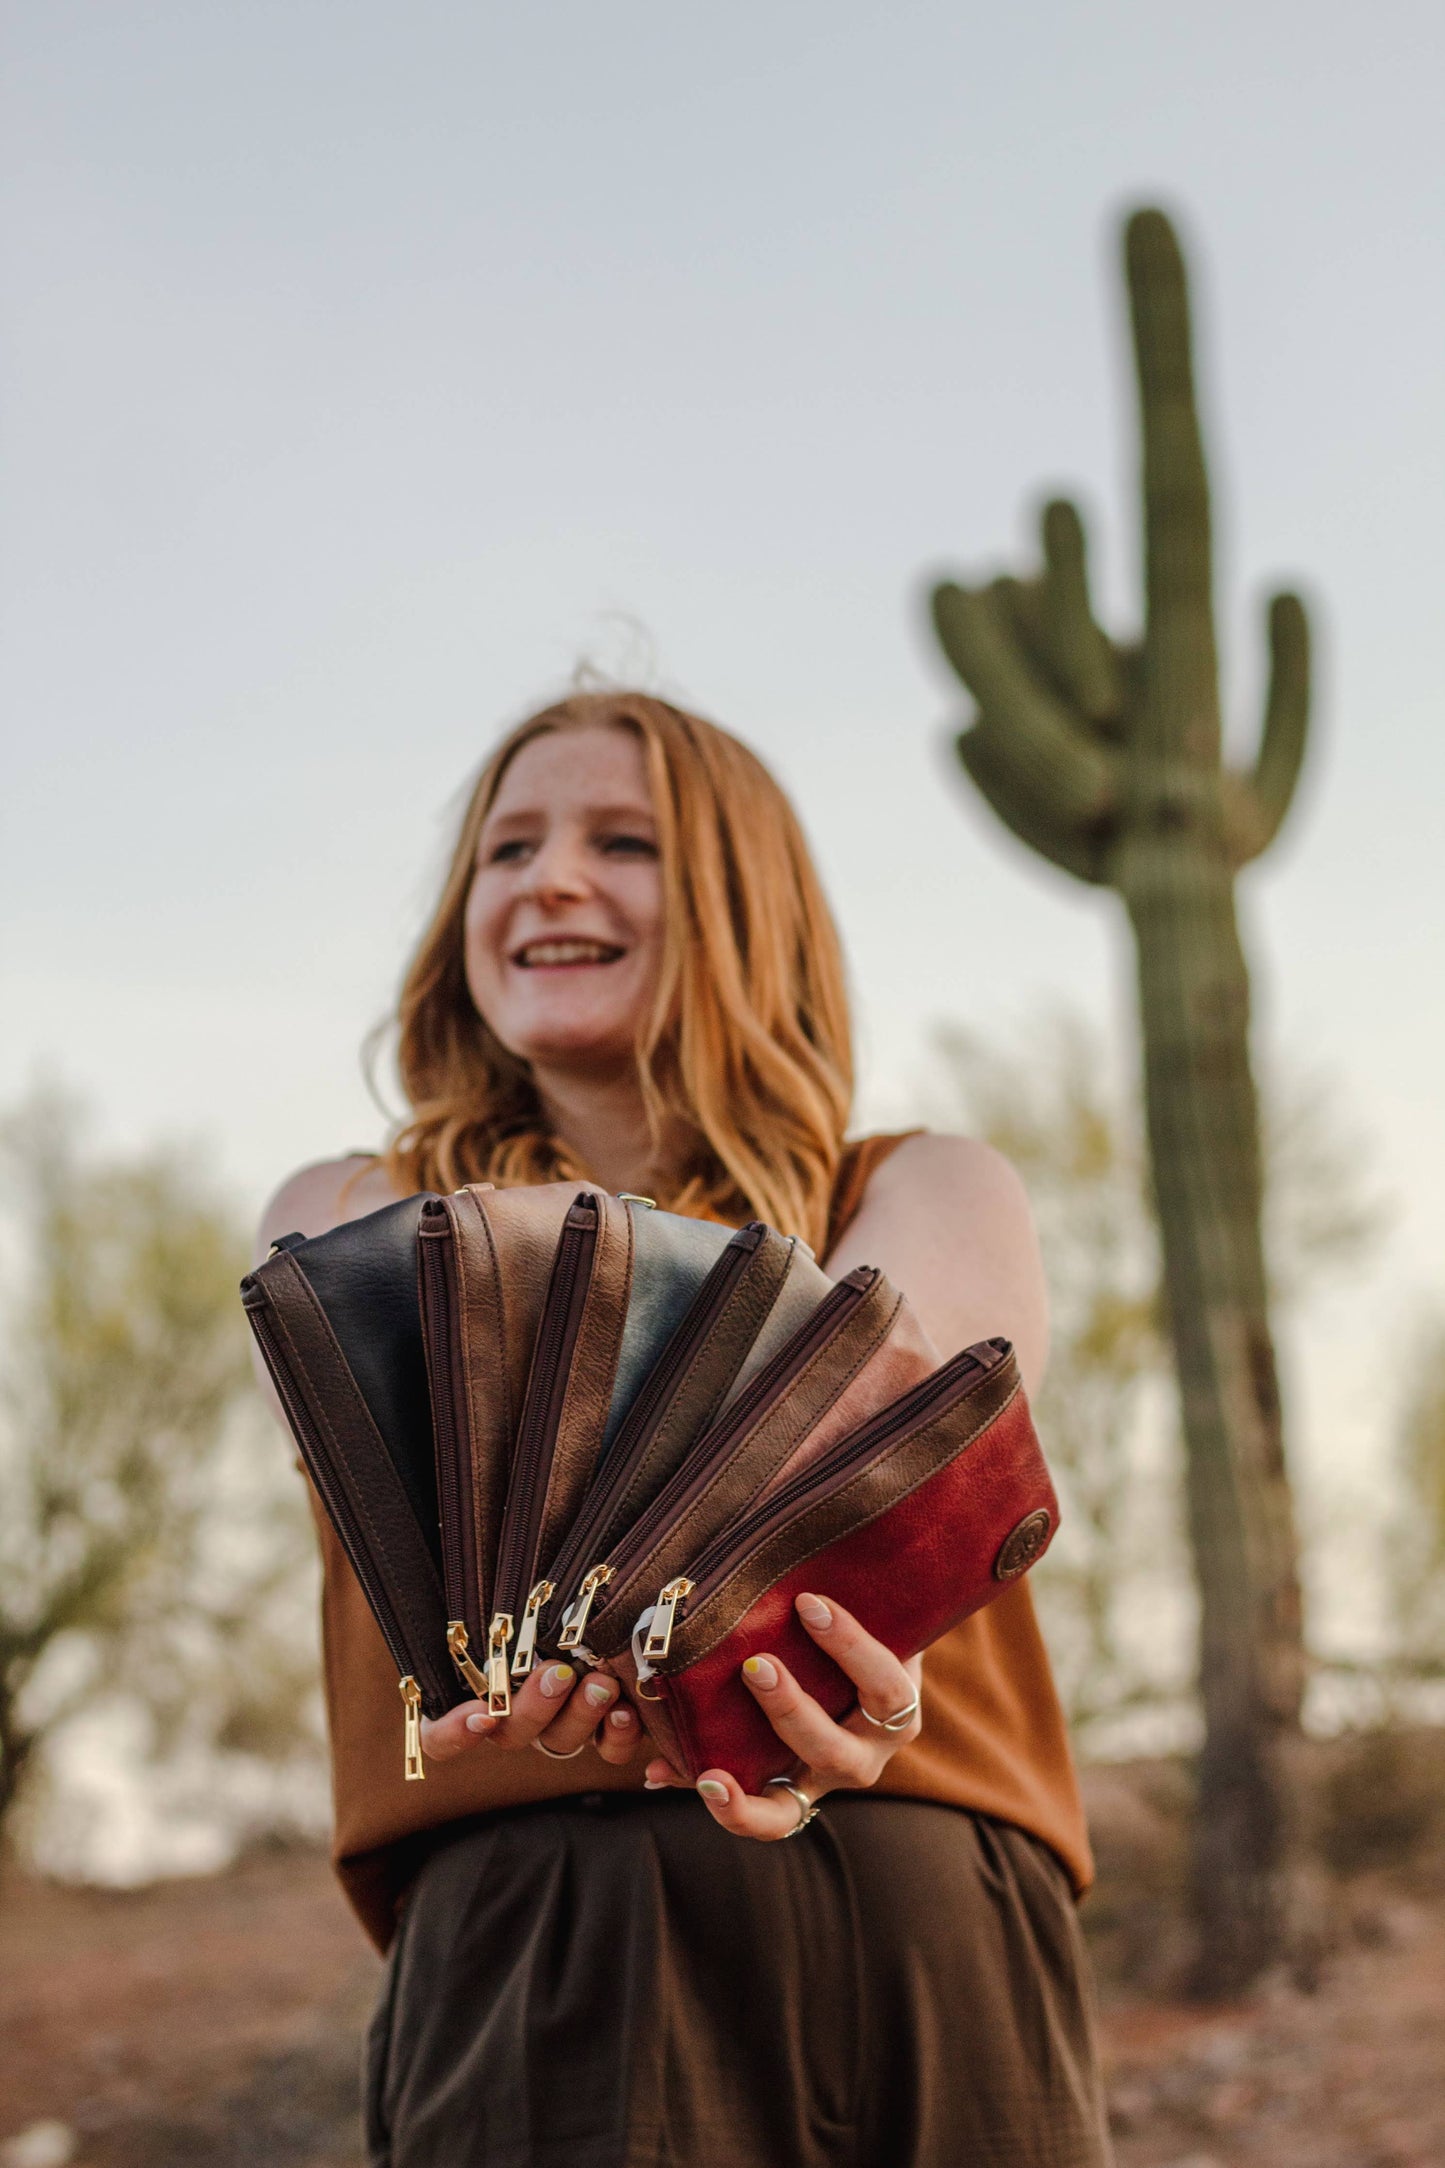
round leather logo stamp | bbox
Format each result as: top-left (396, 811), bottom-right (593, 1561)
top-left (993, 1508), bottom-right (1052, 1581)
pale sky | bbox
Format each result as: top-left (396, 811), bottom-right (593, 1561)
top-left (4, 2), bottom-right (1442, 1513)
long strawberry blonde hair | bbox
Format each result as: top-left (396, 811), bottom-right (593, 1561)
top-left (381, 692), bottom-right (853, 1254)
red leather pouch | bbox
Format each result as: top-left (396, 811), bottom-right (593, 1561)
top-left (613, 1336), bottom-right (1057, 1792)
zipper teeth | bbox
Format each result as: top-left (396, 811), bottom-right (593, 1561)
top-left (547, 1226), bottom-right (763, 1615)
top-left (685, 1341), bottom-right (1006, 1602)
top-left (493, 1196), bottom-right (598, 1622)
top-left (247, 1292), bottom-right (448, 1712)
top-left (419, 1220), bottom-right (474, 1628)
top-left (588, 1267), bottom-right (878, 1606)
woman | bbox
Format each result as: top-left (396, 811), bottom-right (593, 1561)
top-left (259, 691), bottom-right (1111, 2168)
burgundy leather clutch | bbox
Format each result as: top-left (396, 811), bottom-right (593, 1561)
top-left (595, 1336), bottom-right (1056, 1789)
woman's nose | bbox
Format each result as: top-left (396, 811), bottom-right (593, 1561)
top-left (521, 830), bottom-right (592, 904)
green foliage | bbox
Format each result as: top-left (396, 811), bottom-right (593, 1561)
top-left (0, 1088), bottom-right (323, 1862)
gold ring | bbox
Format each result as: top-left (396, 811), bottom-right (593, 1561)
top-left (532, 1736), bottom-right (588, 1760)
top-left (859, 1690), bottom-right (920, 1734)
top-left (764, 1776), bottom-right (819, 1836)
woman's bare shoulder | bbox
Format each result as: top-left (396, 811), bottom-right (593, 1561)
top-left (861, 1131), bottom-right (1033, 1230)
top-left (834, 1132), bottom-right (1047, 1385)
top-left (253, 1153), bottom-right (403, 1263)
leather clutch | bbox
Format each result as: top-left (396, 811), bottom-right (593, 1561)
top-left (243, 1184), bottom-right (1057, 1789)
top-left (240, 1196), bottom-right (456, 1777)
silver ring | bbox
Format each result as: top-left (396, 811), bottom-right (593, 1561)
top-left (859, 1690), bottom-right (920, 1734)
top-left (532, 1735), bottom-right (588, 1760)
top-left (765, 1776), bottom-right (820, 1836)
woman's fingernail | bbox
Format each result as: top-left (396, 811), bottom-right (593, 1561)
top-left (608, 1707), bottom-right (633, 1729)
top-left (742, 1655), bottom-right (778, 1690)
top-left (644, 1777), bottom-right (668, 1790)
top-left (583, 1677), bottom-right (614, 1707)
top-left (540, 1663), bottom-right (575, 1700)
top-left (465, 1712), bottom-right (495, 1734)
top-left (796, 1593), bottom-right (832, 1630)
top-left (697, 1779), bottom-right (728, 1801)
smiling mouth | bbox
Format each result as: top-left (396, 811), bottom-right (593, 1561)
top-left (511, 938), bottom-right (626, 968)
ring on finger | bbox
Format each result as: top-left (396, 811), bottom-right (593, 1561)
top-left (859, 1689), bottom-right (920, 1734)
top-left (764, 1776), bottom-right (820, 1836)
top-left (532, 1736), bottom-right (588, 1760)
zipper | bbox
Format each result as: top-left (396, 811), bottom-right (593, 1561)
top-left (642, 1576), bottom-right (695, 1661)
top-left (512, 1578), bottom-right (555, 1675)
top-left (547, 1223), bottom-right (765, 1642)
top-left (401, 1677), bottom-right (425, 1781)
top-left (244, 1283), bottom-right (450, 1773)
top-left (486, 1613), bottom-right (513, 1716)
top-left (418, 1202), bottom-right (485, 1695)
top-left (446, 1621), bottom-right (489, 1698)
top-left (490, 1193), bottom-right (600, 1680)
top-left (582, 1266), bottom-right (879, 1639)
top-left (557, 1563), bottom-right (614, 1651)
top-left (645, 1337), bottom-right (1012, 1659)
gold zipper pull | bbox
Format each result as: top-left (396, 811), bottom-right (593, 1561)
top-left (511, 1580), bottom-right (555, 1677)
top-left (643, 1577), bottom-right (695, 1662)
top-left (486, 1614), bottom-right (513, 1717)
top-left (558, 1563), bottom-right (614, 1650)
top-left (446, 1620), bottom-right (490, 1699)
top-left (400, 1676), bottom-right (425, 1782)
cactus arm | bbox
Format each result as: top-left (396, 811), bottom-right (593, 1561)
top-left (954, 724), bottom-right (1111, 884)
top-left (1221, 593), bottom-right (1311, 865)
top-left (1039, 499), bottom-right (1122, 725)
top-left (1126, 209), bottom-right (1221, 761)
top-left (1248, 592), bottom-right (1311, 853)
top-left (931, 581), bottom-right (1118, 833)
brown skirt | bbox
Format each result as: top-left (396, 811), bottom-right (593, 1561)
top-left (364, 1791), bottom-right (1113, 2168)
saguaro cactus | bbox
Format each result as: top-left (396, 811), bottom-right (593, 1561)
top-left (930, 207), bottom-right (1310, 1994)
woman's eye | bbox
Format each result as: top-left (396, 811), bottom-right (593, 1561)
top-left (599, 833), bottom-right (658, 858)
top-left (486, 838), bottom-right (533, 865)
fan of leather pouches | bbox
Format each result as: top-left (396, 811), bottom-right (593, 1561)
top-left (241, 1183), bottom-right (1059, 1792)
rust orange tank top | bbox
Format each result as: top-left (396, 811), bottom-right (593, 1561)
top-left (314, 1136), bottom-right (1092, 1949)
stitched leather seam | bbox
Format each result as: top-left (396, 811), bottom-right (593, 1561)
top-left (588, 1283), bottom-right (900, 1654)
top-left (267, 1255), bottom-right (447, 1691)
top-left (601, 1234), bottom-right (794, 1539)
top-left (541, 1194), bottom-right (634, 1563)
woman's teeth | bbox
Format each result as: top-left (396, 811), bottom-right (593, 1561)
top-left (514, 939), bottom-right (623, 967)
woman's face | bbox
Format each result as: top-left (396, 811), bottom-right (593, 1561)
top-left (464, 725), bottom-right (665, 1075)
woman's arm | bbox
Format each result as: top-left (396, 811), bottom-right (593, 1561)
top-left (646, 1130), bottom-right (1051, 1838)
top-left (825, 1132), bottom-right (1049, 1395)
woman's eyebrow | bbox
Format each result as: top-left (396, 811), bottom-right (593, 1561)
top-left (484, 800), bottom-right (657, 830)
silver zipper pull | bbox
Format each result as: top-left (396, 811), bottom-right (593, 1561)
top-left (511, 1580), bottom-right (555, 1676)
top-left (558, 1564), bottom-right (614, 1650)
top-left (643, 1577), bottom-right (695, 1662)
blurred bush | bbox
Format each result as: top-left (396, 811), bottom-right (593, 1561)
top-left (0, 1087), bottom-right (325, 1869)
top-left (1392, 1319), bottom-right (1445, 1674)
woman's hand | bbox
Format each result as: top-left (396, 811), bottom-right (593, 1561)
top-left (643, 1592), bottom-right (923, 1839)
top-left (420, 1661), bottom-right (646, 1769)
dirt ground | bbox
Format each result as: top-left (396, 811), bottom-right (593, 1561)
top-left (2, 1734), bottom-right (1442, 2168)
